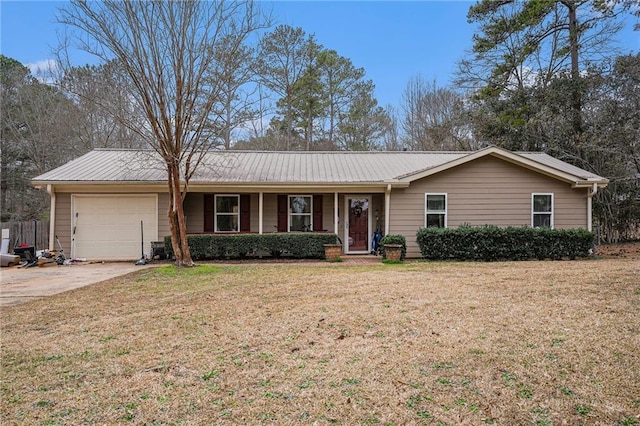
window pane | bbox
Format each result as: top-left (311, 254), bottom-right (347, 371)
top-left (426, 213), bottom-right (445, 228)
top-left (217, 215), bottom-right (238, 232)
top-left (427, 194), bottom-right (446, 212)
top-left (290, 196), bottom-right (311, 214)
top-left (216, 196), bottom-right (238, 213)
top-left (290, 215), bottom-right (311, 232)
top-left (533, 195), bottom-right (552, 213)
top-left (533, 214), bottom-right (551, 228)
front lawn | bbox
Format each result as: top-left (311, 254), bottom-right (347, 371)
top-left (1, 259), bottom-right (638, 425)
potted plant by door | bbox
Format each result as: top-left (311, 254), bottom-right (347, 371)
top-left (383, 244), bottom-right (402, 261)
top-left (324, 243), bottom-right (342, 262)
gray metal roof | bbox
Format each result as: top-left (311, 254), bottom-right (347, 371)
top-left (32, 148), bottom-right (607, 186)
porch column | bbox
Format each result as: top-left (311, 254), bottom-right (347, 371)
top-left (384, 184), bottom-right (391, 235)
top-left (334, 192), bottom-right (339, 235)
top-left (259, 192), bottom-right (264, 234)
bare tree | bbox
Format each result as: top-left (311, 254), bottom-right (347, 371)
top-left (58, 1), bottom-right (267, 266)
top-left (61, 61), bottom-right (148, 151)
top-left (1, 55), bottom-right (81, 220)
top-left (401, 76), bottom-right (473, 151)
top-left (205, 36), bottom-right (259, 149)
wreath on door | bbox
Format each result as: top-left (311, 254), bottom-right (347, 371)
top-left (351, 200), bottom-right (364, 217)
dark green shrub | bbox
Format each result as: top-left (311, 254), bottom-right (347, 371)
top-left (164, 233), bottom-right (339, 261)
top-left (416, 226), bottom-right (594, 261)
top-left (380, 234), bottom-right (407, 260)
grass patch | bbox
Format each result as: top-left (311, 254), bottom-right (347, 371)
top-left (1, 260), bottom-right (638, 424)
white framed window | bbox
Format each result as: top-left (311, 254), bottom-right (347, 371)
top-left (532, 193), bottom-right (553, 228)
top-left (215, 195), bottom-right (239, 232)
top-left (289, 195), bottom-right (312, 231)
top-left (425, 193), bottom-right (447, 228)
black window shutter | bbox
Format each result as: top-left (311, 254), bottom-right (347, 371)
top-left (313, 194), bottom-right (323, 231)
top-left (277, 195), bottom-right (288, 232)
top-left (240, 194), bottom-right (250, 232)
top-left (203, 194), bottom-right (214, 233)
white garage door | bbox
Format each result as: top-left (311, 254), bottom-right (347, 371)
top-left (72, 195), bottom-right (158, 260)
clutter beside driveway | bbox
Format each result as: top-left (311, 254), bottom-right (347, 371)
top-left (0, 262), bottom-right (157, 307)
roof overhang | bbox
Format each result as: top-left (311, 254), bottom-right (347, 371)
top-left (397, 146), bottom-right (609, 188)
top-left (34, 180), bottom-right (410, 193)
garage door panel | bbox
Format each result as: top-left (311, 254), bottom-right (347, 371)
top-left (73, 195), bottom-right (158, 261)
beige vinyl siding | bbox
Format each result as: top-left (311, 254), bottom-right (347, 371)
top-left (157, 193), bottom-right (170, 239)
top-left (54, 193), bottom-right (72, 254)
top-left (184, 193), bottom-right (204, 233)
top-left (389, 156), bottom-right (589, 258)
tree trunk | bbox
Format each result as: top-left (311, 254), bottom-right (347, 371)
top-left (167, 161), bottom-right (194, 266)
top-left (567, 0), bottom-right (582, 137)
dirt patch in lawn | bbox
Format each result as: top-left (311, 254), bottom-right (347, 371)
top-left (594, 241), bottom-right (640, 259)
top-left (1, 259), bottom-right (639, 425)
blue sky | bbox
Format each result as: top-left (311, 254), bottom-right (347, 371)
top-left (1, 1), bottom-right (639, 109)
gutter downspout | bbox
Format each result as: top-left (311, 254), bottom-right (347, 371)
top-left (587, 183), bottom-right (598, 232)
top-left (47, 184), bottom-right (55, 250)
top-left (384, 184), bottom-right (391, 235)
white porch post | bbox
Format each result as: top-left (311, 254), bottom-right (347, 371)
top-left (259, 192), bottom-right (264, 234)
top-left (384, 184), bottom-right (391, 235)
top-left (334, 192), bottom-right (339, 235)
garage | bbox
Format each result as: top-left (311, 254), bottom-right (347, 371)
top-left (71, 194), bottom-right (158, 261)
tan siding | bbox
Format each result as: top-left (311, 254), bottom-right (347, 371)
top-left (156, 193), bottom-right (171, 240)
top-left (250, 194), bottom-right (259, 232)
top-left (54, 193), bottom-right (72, 254)
top-left (390, 156), bottom-right (589, 258)
top-left (263, 194), bottom-right (278, 232)
top-left (183, 193), bottom-right (204, 233)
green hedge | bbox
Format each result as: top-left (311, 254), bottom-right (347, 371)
top-left (164, 233), bottom-right (339, 260)
top-left (380, 234), bottom-right (407, 260)
top-left (416, 226), bottom-right (594, 261)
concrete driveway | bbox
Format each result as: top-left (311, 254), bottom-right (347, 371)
top-left (0, 262), bottom-right (157, 307)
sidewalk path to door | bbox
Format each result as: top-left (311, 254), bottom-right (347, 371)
top-left (0, 262), bottom-right (157, 307)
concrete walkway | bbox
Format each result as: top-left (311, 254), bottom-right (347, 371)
top-left (0, 262), bottom-right (157, 307)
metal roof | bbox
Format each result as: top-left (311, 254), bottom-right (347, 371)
top-left (32, 147), bottom-right (607, 186)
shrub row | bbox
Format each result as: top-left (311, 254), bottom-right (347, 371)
top-left (164, 233), bottom-right (339, 260)
top-left (416, 226), bottom-right (594, 261)
top-left (380, 234), bottom-right (407, 260)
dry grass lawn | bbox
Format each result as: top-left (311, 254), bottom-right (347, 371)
top-left (1, 258), bottom-right (639, 425)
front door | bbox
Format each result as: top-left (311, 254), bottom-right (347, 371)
top-left (345, 196), bottom-right (371, 253)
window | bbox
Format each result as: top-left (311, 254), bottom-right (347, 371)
top-left (532, 193), bottom-right (553, 228)
top-left (289, 195), bottom-right (312, 231)
top-left (425, 193), bottom-right (447, 228)
top-left (215, 195), bottom-right (239, 232)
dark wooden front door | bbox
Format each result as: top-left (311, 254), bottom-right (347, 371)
top-left (347, 197), bottom-right (369, 252)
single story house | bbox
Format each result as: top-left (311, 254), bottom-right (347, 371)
top-left (32, 146), bottom-right (608, 260)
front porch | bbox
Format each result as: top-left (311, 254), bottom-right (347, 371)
top-left (183, 191), bottom-right (391, 255)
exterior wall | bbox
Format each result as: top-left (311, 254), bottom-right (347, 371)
top-left (54, 193), bottom-right (72, 254)
top-left (157, 193), bottom-right (171, 240)
top-left (184, 193), bottom-right (204, 233)
top-left (184, 192), bottom-right (339, 235)
top-left (389, 155), bottom-right (589, 258)
top-left (53, 191), bottom-right (171, 253)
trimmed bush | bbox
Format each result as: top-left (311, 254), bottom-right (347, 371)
top-left (164, 233), bottom-right (339, 261)
top-left (416, 226), bottom-right (594, 261)
top-left (380, 234), bottom-right (407, 260)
